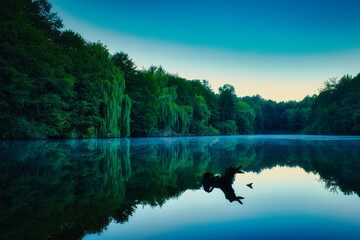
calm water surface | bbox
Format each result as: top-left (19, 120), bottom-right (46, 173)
top-left (1, 135), bottom-right (360, 239)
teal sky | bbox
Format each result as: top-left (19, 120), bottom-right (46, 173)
top-left (51, 0), bottom-right (360, 101)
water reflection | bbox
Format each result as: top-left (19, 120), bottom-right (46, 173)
top-left (0, 136), bottom-right (360, 239)
top-left (202, 166), bottom-right (246, 204)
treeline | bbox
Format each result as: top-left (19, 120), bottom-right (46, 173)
top-left (242, 94), bottom-right (315, 134)
top-left (1, 0), bottom-right (360, 139)
top-left (242, 74), bottom-right (360, 135)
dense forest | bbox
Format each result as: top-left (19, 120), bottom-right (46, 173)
top-left (1, 0), bottom-right (360, 139)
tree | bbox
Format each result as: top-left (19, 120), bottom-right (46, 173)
top-left (112, 52), bottom-right (136, 80)
top-left (235, 101), bottom-right (256, 134)
top-left (218, 84), bottom-right (237, 122)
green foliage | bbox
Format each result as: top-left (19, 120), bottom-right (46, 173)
top-left (193, 95), bottom-right (211, 125)
top-left (306, 74), bottom-right (360, 135)
top-left (100, 73), bottom-right (129, 138)
top-left (242, 95), bottom-right (316, 134)
top-left (118, 64), bottom-right (221, 137)
top-left (112, 52), bottom-right (136, 79)
top-left (285, 107), bottom-right (310, 132)
top-left (0, 1), bottom-right (130, 139)
top-left (158, 86), bottom-right (193, 135)
top-left (0, 0), bottom-right (72, 138)
top-left (190, 95), bottom-right (214, 135)
top-left (124, 68), bottom-right (160, 136)
top-left (219, 120), bottom-right (238, 135)
top-left (219, 84), bottom-right (237, 122)
top-left (235, 101), bottom-right (256, 134)
top-left (121, 95), bottom-right (132, 137)
top-left (1, 1), bottom-right (359, 138)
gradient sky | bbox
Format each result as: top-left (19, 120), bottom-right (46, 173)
top-left (51, 0), bottom-right (360, 101)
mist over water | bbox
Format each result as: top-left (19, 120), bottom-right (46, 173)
top-left (1, 135), bottom-right (360, 239)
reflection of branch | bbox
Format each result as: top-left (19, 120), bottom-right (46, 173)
top-left (202, 166), bottom-right (248, 204)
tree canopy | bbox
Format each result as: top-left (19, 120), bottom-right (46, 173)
top-left (1, 0), bottom-right (359, 139)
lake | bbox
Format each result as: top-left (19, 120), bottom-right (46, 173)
top-left (1, 135), bottom-right (360, 239)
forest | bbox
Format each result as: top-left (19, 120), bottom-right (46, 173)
top-left (1, 0), bottom-right (360, 139)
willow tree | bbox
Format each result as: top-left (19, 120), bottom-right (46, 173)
top-left (85, 44), bottom-right (133, 138)
top-left (175, 104), bottom-right (193, 134)
top-left (194, 95), bottom-right (211, 125)
top-left (120, 95), bottom-right (131, 137)
top-left (191, 95), bottom-right (219, 135)
top-left (158, 86), bottom-right (192, 135)
top-left (100, 69), bottom-right (131, 138)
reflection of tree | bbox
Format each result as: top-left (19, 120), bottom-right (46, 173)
top-left (308, 142), bottom-right (360, 197)
top-left (200, 137), bottom-right (256, 174)
top-left (245, 139), bottom-right (360, 197)
top-left (202, 166), bottom-right (245, 204)
top-left (1, 137), bottom-right (360, 240)
top-left (101, 139), bottom-right (131, 203)
top-left (0, 139), bottom-right (131, 240)
top-left (247, 139), bottom-right (314, 173)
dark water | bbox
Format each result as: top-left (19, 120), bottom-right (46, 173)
top-left (1, 135), bottom-right (360, 240)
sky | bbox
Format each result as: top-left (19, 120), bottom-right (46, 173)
top-left (50, 0), bottom-right (360, 101)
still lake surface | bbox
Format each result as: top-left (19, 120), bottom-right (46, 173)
top-left (1, 135), bottom-right (360, 239)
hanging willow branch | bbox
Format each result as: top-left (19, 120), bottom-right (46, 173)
top-left (100, 65), bottom-right (131, 138)
top-left (158, 87), bottom-right (193, 134)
